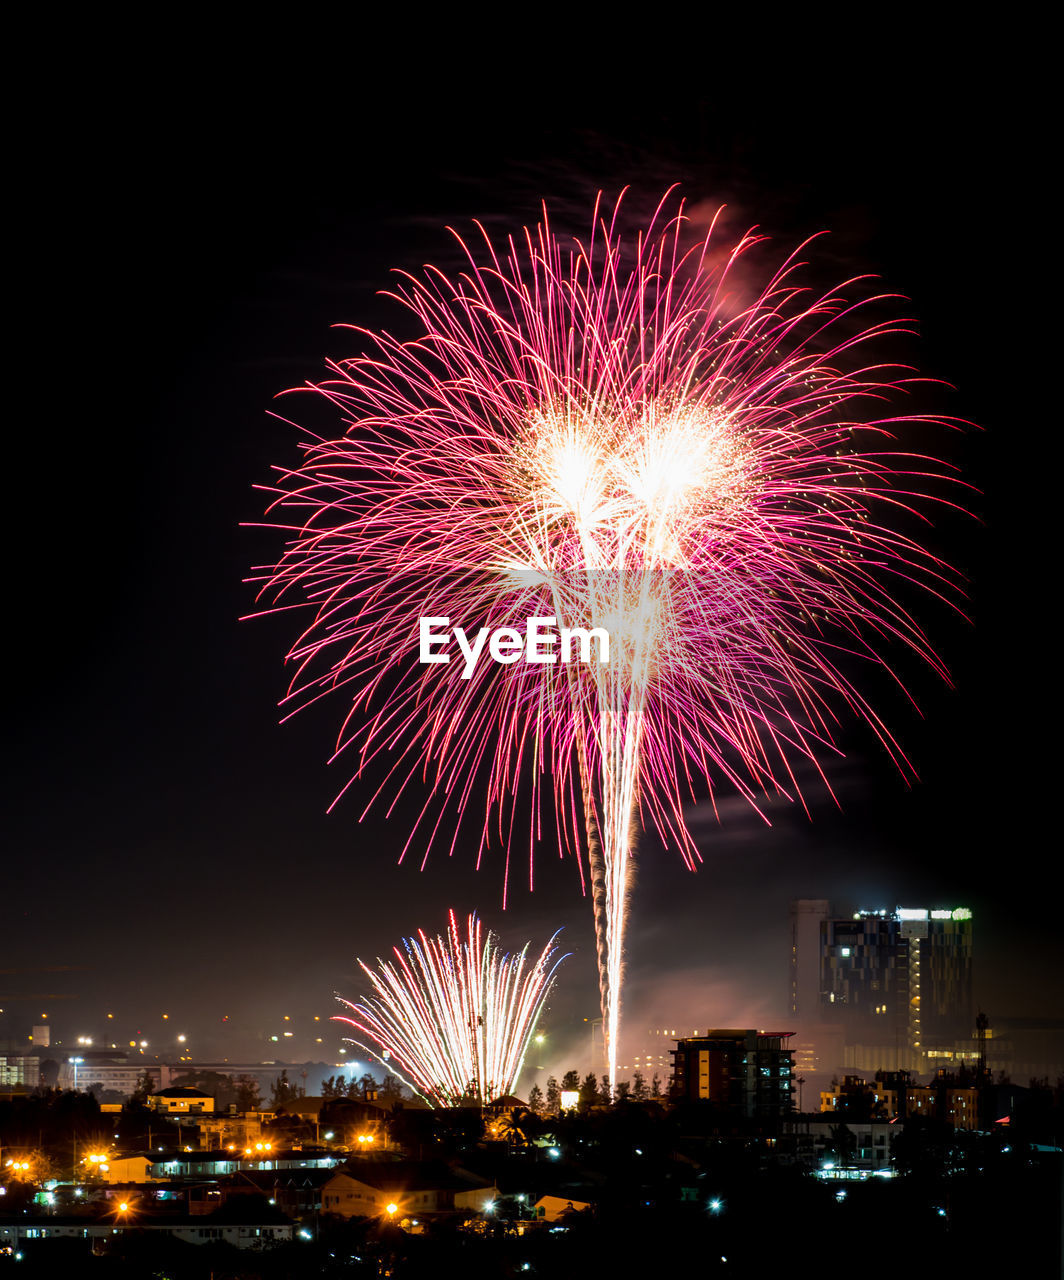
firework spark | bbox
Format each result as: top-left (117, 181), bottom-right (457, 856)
top-left (335, 911), bottom-right (566, 1106)
top-left (255, 191), bottom-right (964, 1088)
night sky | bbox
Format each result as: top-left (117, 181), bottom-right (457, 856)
top-left (5, 52), bottom-right (1053, 1077)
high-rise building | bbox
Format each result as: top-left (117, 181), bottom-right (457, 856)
top-left (821, 911), bottom-right (911, 1047)
top-left (789, 899), bottom-right (830, 1018)
top-left (787, 901), bottom-right (975, 1074)
top-left (900, 908), bottom-right (974, 1049)
top-left (669, 1028), bottom-right (795, 1119)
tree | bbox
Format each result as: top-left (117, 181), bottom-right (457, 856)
top-left (527, 1083), bottom-right (544, 1116)
top-left (264, 1110), bottom-right (315, 1148)
top-left (598, 1076), bottom-right (613, 1105)
top-left (545, 1076), bottom-right (560, 1115)
top-left (614, 1080), bottom-right (631, 1104)
top-left (235, 1075), bottom-right (261, 1112)
top-left (377, 1075), bottom-right (404, 1103)
top-left (828, 1122), bottom-right (857, 1164)
top-left (170, 1070), bottom-right (237, 1109)
top-left (579, 1073), bottom-right (599, 1108)
top-left (270, 1070), bottom-right (296, 1110)
top-left (353, 1073), bottom-right (378, 1100)
top-left (131, 1070), bottom-right (155, 1105)
top-left (320, 1075), bottom-right (344, 1101)
top-left (650, 1073), bottom-right (663, 1100)
top-left (632, 1071), bottom-right (648, 1102)
top-left (560, 1070), bottom-right (580, 1092)
top-left (493, 1108), bottom-right (528, 1146)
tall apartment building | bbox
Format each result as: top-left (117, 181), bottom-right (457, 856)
top-left (898, 908), bottom-right (974, 1048)
top-left (669, 1028), bottom-right (795, 1119)
top-left (788, 901), bottom-right (975, 1074)
top-left (821, 912), bottom-right (911, 1045)
top-left (789, 898), bottom-right (830, 1019)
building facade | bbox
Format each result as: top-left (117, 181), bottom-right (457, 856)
top-left (0, 1054), bottom-right (39, 1087)
top-left (788, 901), bottom-right (975, 1076)
top-left (669, 1029), bottom-right (795, 1118)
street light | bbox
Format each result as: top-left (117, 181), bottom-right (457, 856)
top-left (68, 1057), bottom-right (84, 1091)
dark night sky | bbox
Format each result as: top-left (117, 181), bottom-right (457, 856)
top-left (4, 46), bottom-right (1055, 1076)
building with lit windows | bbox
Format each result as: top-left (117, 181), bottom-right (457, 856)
top-left (905, 1071), bottom-right (981, 1130)
top-left (821, 912), bottom-right (911, 1043)
top-left (0, 1054), bottom-right (39, 1088)
top-left (57, 1053), bottom-right (159, 1095)
top-left (788, 901), bottom-right (975, 1075)
top-left (784, 1115), bottom-right (897, 1171)
top-left (148, 1086), bottom-right (215, 1114)
top-left (899, 908), bottom-right (974, 1050)
top-left (619, 1027), bottom-right (692, 1085)
top-left (819, 1073), bottom-right (901, 1119)
top-left (669, 1029), bottom-right (794, 1118)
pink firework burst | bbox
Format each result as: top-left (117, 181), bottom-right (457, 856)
top-left (252, 191), bottom-right (966, 1087)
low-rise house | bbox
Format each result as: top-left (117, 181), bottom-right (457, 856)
top-left (322, 1161), bottom-right (497, 1219)
top-left (100, 1156), bottom-right (155, 1184)
top-left (533, 1194), bottom-right (592, 1222)
top-left (783, 1116), bottom-right (897, 1171)
top-left (194, 1109), bottom-right (276, 1151)
top-left (101, 1149), bottom-right (339, 1183)
top-left (0, 1197), bottom-right (294, 1251)
top-left (149, 1086), bottom-right (214, 1115)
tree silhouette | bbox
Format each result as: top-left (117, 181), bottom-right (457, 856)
top-left (235, 1075), bottom-right (260, 1112)
top-left (270, 1070), bottom-right (296, 1110)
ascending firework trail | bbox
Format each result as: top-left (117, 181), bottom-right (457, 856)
top-left (254, 191), bottom-right (966, 1090)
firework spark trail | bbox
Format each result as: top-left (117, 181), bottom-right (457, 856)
top-left (255, 190), bottom-right (966, 1089)
top-left (334, 911), bottom-right (566, 1106)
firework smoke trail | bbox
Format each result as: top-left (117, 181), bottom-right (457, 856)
top-left (335, 911), bottom-right (566, 1106)
top-left (254, 191), bottom-right (965, 1089)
